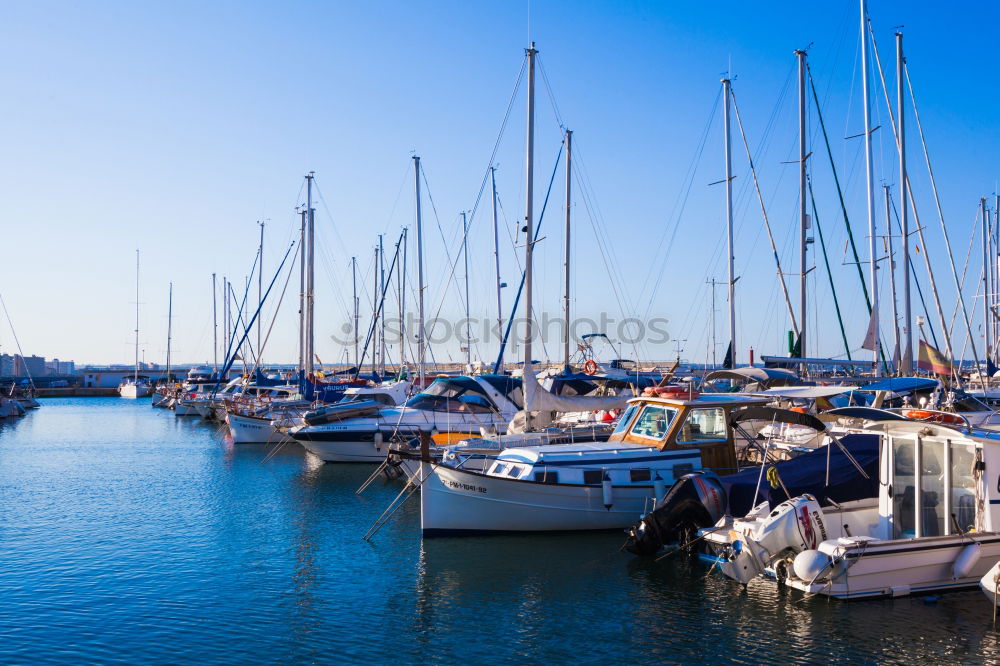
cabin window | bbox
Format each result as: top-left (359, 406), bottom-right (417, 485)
top-left (507, 465), bottom-right (521, 478)
top-left (612, 406), bottom-right (639, 435)
top-left (672, 463), bottom-right (694, 477)
top-left (676, 408), bottom-right (727, 444)
top-left (493, 463), bottom-right (508, 476)
top-left (951, 443), bottom-right (977, 532)
top-left (629, 469), bottom-right (651, 482)
top-left (891, 436), bottom-right (947, 538)
top-left (583, 470), bottom-right (604, 485)
top-left (629, 405), bottom-right (676, 441)
top-left (534, 470), bottom-right (558, 484)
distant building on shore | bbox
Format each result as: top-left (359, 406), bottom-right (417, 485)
top-left (13, 354), bottom-right (46, 378)
top-left (46, 358), bottom-right (75, 375)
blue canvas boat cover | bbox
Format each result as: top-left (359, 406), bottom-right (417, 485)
top-left (857, 377), bottom-right (938, 393)
top-left (723, 432), bottom-right (880, 515)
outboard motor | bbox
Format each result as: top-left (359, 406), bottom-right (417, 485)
top-left (624, 473), bottom-right (727, 556)
top-left (716, 494), bottom-right (828, 586)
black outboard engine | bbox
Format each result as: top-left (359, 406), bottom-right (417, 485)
top-left (624, 473), bottom-right (727, 557)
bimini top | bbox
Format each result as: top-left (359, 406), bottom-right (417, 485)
top-left (730, 405), bottom-right (826, 432)
top-left (750, 385), bottom-right (853, 400)
top-left (703, 367), bottom-right (800, 388)
top-left (856, 377), bottom-right (938, 394)
top-left (629, 393), bottom-right (767, 408)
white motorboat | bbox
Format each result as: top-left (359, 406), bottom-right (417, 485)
top-left (702, 420), bottom-right (1000, 599)
top-left (418, 392), bottom-right (764, 536)
top-left (224, 385), bottom-right (307, 443)
top-left (290, 375), bottom-right (522, 463)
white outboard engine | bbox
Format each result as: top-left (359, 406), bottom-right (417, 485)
top-left (717, 494), bottom-right (828, 586)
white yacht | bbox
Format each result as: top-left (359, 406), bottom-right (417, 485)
top-left (290, 375), bottom-right (522, 463)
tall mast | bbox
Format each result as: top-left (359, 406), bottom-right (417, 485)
top-left (414, 155), bottom-right (426, 387)
top-left (223, 276), bottom-right (229, 372)
top-left (373, 243), bottom-right (380, 374)
top-left (257, 221), bottom-right (264, 368)
top-left (563, 129), bottom-right (573, 373)
top-left (985, 197), bottom-right (991, 370)
top-left (796, 50), bottom-right (808, 363)
top-left (490, 166), bottom-right (504, 373)
top-left (995, 195), bottom-right (999, 363)
top-left (523, 43), bottom-right (537, 384)
top-left (722, 77), bottom-right (736, 367)
top-left (298, 209), bottom-right (306, 377)
top-left (134, 249), bottom-right (140, 382)
top-left (352, 256), bottom-right (359, 369)
top-left (897, 31), bottom-right (912, 373)
top-left (462, 212), bottom-right (471, 369)
top-left (166, 281), bottom-right (173, 384)
top-left (400, 227), bottom-right (408, 369)
top-left (379, 233), bottom-right (386, 375)
top-left (305, 172), bottom-right (315, 380)
top-left (861, 0), bottom-right (881, 376)
top-left (212, 272), bottom-right (218, 374)
top-left (885, 185), bottom-right (900, 371)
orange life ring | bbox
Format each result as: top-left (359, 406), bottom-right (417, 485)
top-left (583, 360), bottom-right (599, 375)
top-left (903, 409), bottom-right (963, 425)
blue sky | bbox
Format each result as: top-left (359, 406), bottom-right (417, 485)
top-left (1, 1), bottom-right (998, 367)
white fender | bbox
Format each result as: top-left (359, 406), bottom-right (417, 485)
top-left (602, 472), bottom-right (613, 510)
top-left (374, 430), bottom-right (384, 451)
top-left (953, 541), bottom-right (982, 580)
top-left (652, 473), bottom-right (665, 509)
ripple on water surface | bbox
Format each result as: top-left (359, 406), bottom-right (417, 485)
top-left (1, 399), bottom-right (999, 664)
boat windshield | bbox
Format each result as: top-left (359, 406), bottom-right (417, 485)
top-left (405, 378), bottom-right (497, 414)
top-left (612, 405), bottom-right (639, 435)
top-left (629, 405), bottom-right (678, 441)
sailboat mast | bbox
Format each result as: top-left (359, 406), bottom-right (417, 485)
top-left (796, 50), bottom-right (807, 362)
top-left (885, 185), bottom-right (900, 370)
top-left (523, 43), bottom-right (537, 380)
top-left (379, 233), bottom-right (386, 375)
top-left (212, 272), bottom-right (218, 374)
top-left (305, 172), bottom-right (315, 379)
top-left (984, 197), bottom-right (991, 370)
top-left (861, 0), bottom-right (881, 376)
top-left (134, 249), bottom-right (140, 382)
top-left (490, 166), bottom-right (504, 373)
top-left (352, 256), bottom-right (359, 369)
top-left (462, 212), bottom-right (471, 369)
top-left (258, 220), bottom-right (264, 367)
top-left (722, 77), bottom-right (736, 367)
top-left (563, 129), bottom-right (572, 373)
top-left (166, 282), bottom-right (173, 384)
top-left (400, 227), bottom-right (408, 369)
top-left (373, 243), bottom-right (380, 374)
top-left (414, 155), bottom-right (426, 387)
top-left (897, 31), bottom-right (912, 373)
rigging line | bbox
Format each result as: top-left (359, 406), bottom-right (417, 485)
top-left (730, 84), bottom-right (799, 336)
top-left (809, 177), bottom-right (852, 360)
top-left (947, 209), bottom-right (980, 342)
top-left (637, 88), bottom-right (721, 319)
top-left (640, 89), bottom-right (723, 321)
top-left (888, 188), bottom-right (940, 348)
top-left (536, 55), bottom-right (565, 129)
top-left (806, 62), bottom-right (871, 313)
top-left (869, 20), bottom-right (960, 368)
top-left (461, 57), bottom-right (528, 238)
top-left (570, 144), bottom-right (647, 361)
top-left (244, 241), bottom-right (301, 382)
top-left (353, 230), bottom-right (405, 380)
top-left (228, 282), bottom-right (258, 367)
top-left (0, 292), bottom-right (35, 389)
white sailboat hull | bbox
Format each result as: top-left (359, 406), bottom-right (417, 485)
top-left (420, 465), bottom-right (659, 536)
top-left (227, 412), bottom-right (294, 444)
top-left (119, 383), bottom-right (153, 399)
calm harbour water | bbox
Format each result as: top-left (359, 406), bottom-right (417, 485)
top-left (2, 398), bottom-right (1000, 664)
